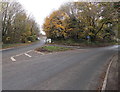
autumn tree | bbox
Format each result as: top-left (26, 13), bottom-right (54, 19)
top-left (43, 2), bottom-right (118, 43)
top-left (61, 2), bottom-right (118, 41)
top-left (43, 10), bottom-right (68, 40)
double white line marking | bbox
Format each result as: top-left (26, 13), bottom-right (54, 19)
top-left (24, 53), bottom-right (32, 57)
top-left (10, 50), bottom-right (44, 62)
top-left (10, 50), bottom-right (33, 62)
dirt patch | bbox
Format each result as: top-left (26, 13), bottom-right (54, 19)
top-left (35, 47), bottom-right (52, 53)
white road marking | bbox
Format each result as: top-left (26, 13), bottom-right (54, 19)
top-left (0, 47), bottom-right (14, 51)
top-left (10, 50), bottom-right (42, 62)
top-left (101, 55), bottom-right (115, 90)
top-left (24, 53), bottom-right (32, 57)
top-left (108, 45), bottom-right (120, 49)
top-left (34, 50), bottom-right (45, 55)
top-left (10, 57), bottom-right (16, 62)
top-left (15, 53), bottom-right (23, 57)
top-left (26, 50), bottom-right (33, 53)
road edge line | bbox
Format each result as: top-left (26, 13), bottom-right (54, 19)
top-left (101, 55), bottom-right (115, 91)
top-left (0, 47), bottom-right (14, 51)
top-left (26, 50), bottom-right (33, 53)
top-left (10, 50), bottom-right (33, 62)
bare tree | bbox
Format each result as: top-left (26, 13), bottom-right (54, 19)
top-left (1, 0), bottom-right (40, 44)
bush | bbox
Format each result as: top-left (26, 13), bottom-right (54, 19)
top-left (21, 38), bottom-right (28, 43)
top-left (27, 35), bottom-right (37, 42)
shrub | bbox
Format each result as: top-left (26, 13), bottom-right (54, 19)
top-left (27, 36), bottom-right (36, 42)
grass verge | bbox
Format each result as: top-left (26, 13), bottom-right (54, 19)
top-left (1, 41), bottom-right (39, 49)
top-left (50, 39), bottom-right (117, 47)
top-left (35, 46), bottom-right (72, 53)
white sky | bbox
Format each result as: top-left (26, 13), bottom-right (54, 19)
top-left (17, 0), bottom-right (119, 34)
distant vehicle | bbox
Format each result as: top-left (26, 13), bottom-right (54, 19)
top-left (46, 38), bottom-right (51, 43)
top-left (37, 37), bottom-right (40, 40)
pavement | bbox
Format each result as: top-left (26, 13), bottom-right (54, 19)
top-left (2, 39), bottom-right (119, 90)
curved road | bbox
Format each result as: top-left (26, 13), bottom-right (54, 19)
top-left (2, 41), bottom-right (119, 90)
top-left (2, 37), bottom-right (46, 64)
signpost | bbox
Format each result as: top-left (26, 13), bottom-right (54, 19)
top-left (87, 35), bottom-right (90, 39)
top-left (87, 36), bottom-right (91, 43)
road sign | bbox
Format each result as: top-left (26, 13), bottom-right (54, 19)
top-left (87, 36), bottom-right (90, 39)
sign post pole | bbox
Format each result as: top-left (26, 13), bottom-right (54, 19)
top-left (87, 35), bottom-right (90, 43)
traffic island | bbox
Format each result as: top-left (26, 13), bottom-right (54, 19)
top-left (35, 45), bottom-right (73, 54)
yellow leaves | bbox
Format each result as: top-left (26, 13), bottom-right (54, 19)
top-left (88, 32), bottom-right (94, 36)
top-left (98, 35), bottom-right (103, 39)
top-left (43, 2), bottom-right (117, 42)
top-left (88, 26), bottom-right (94, 29)
top-left (26, 31), bottom-right (31, 36)
top-left (56, 25), bottom-right (65, 30)
top-left (63, 32), bottom-right (67, 38)
top-left (43, 10), bottom-right (68, 38)
top-left (22, 33), bottom-right (27, 37)
top-left (103, 24), bottom-right (108, 29)
top-left (6, 37), bottom-right (10, 41)
top-left (84, 27), bottom-right (88, 31)
top-left (68, 28), bottom-right (73, 31)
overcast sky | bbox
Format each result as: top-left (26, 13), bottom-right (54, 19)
top-left (17, 0), bottom-right (118, 34)
top-left (18, 0), bottom-right (75, 34)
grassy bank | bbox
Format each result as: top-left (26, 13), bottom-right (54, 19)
top-left (50, 39), bottom-right (117, 47)
top-left (35, 46), bottom-right (72, 52)
top-left (1, 41), bottom-right (39, 49)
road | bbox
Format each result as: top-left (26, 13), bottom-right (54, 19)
top-left (2, 41), bottom-right (119, 90)
top-left (2, 37), bottom-right (46, 64)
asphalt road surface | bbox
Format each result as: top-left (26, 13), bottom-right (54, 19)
top-left (2, 41), bottom-right (119, 90)
top-left (2, 37), bottom-right (46, 64)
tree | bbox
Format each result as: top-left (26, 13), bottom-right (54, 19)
top-left (1, 0), bottom-right (40, 44)
top-left (0, 1), bottom-right (2, 42)
top-left (43, 10), bottom-right (68, 40)
top-left (43, 2), bottom-right (118, 42)
top-left (2, 0), bottom-right (24, 43)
